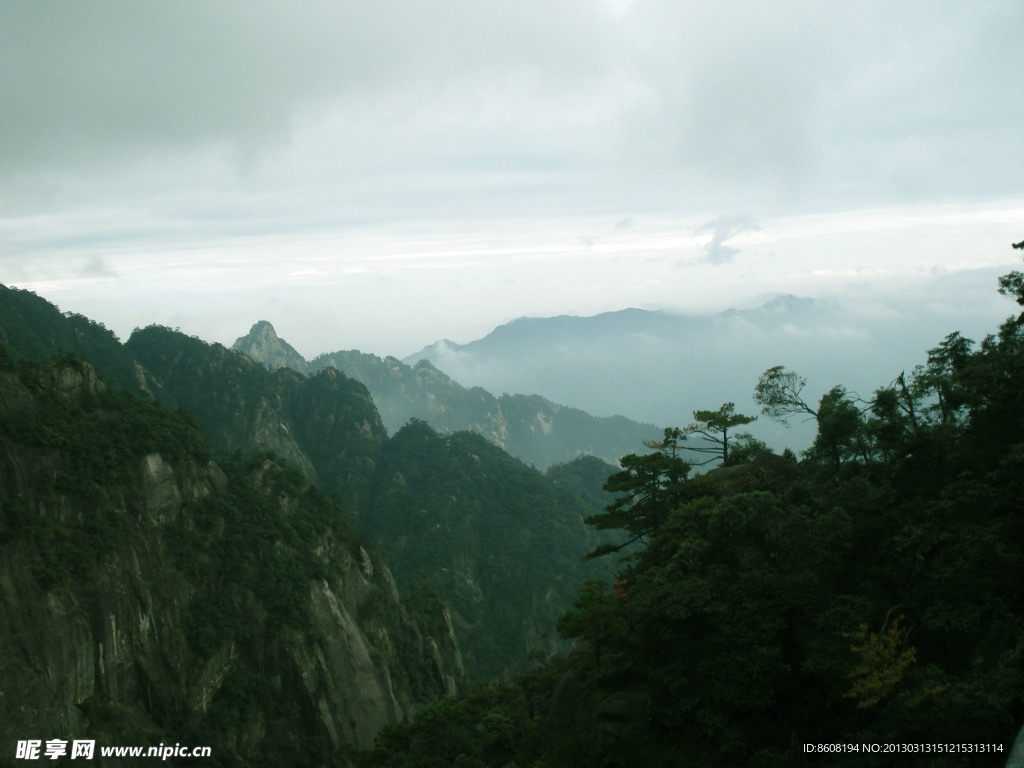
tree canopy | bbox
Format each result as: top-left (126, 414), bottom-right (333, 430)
top-left (682, 401), bottom-right (757, 465)
top-left (362, 247), bottom-right (1024, 768)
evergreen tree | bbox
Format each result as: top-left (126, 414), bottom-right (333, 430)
top-left (583, 427), bottom-right (690, 558)
top-left (682, 402), bottom-right (757, 465)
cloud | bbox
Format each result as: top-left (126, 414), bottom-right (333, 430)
top-left (696, 214), bottom-right (761, 266)
top-left (1, 1), bottom-right (1023, 361)
top-left (0, 2), bottom-right (618, 178)
top-left (77, 255), bottom-right (118, 278)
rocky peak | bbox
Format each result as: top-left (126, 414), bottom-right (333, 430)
top-left (232, 321), bottom-right (309, 373)
top-left (251, 319), bottom-right (278, 339)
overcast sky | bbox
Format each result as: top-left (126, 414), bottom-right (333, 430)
top-left (2, 1), bottom-right (1023, 359)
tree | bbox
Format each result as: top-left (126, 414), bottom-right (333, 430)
top-left (998, 239), bottom-right (1024, 323)
top-left (753, 366), bottom-right (817, 425)
top-left (682, 402), bottom-right (756, 466)
top-left (726, 433), bottom-right (773, 465)
top-left (584, 428), bottom-right (690, 558)
top-left (909, 332), bottom-right (975, 427)
top-left (555, 579), bottom-right (628, 661)
top-left (808, 386), bottom-right (869, 468)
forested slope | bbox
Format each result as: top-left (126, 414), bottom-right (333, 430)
top-left (358, 421), bottom-right (620, 681)
top-left (360, 259), bottom-right (1024, 767)
top-left (0, 352), bottom-right (461, 766)
top-left (0, 287), bottom-right (623, 688)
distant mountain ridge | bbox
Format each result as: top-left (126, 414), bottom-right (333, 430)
top-left (400, 295), bottom-right (969, 453)
top-left (407, 297), bottom-right (825, 365)
top-left (232, 321), bottom-right (661, 469)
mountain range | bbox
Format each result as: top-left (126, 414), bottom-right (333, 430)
top-left (0, 283), bottom-right (620, 689)
top-left (0, 351), bottom-right (462, 761)
top-left (403, 294), bottom-right (994, 454)
top-left (232, 320), bottom-right (660, 469)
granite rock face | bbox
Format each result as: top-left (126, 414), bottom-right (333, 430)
top-left (0, 361), bottom-right (462, 763)
top-left (231, 320), bottom-right (309, 374)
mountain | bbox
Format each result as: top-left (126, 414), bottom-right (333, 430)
top-left (232, 321), bottom-right (661, 469)
top-left (545, 454), bottom-right (620, 513)
top-left (231, 318), bottom-right (309, 373)
top-left (357, 421), bottom-right (621, 681)
top-left (127, 324), bottom-right (386, 499)
top-left (0, 283), bottom-right (143, 391)
top-left (403, 296), bottom-right (977, 454)
top-left (127, 325), bottom-right (620, 679)
top-left (0, 287), bottom-right (627, 685)
top-left (0, 354), bottom-right (462, 763)
top-left (130, 324), bottom-right (625, 679)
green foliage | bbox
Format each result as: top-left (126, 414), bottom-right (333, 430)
top-left (724, 432), bottom-right (773, 465)
top-left (0, 356), bottom-right (210, 587)
top-left (545, 454), bottom-right (619, 512)
top-left (998, 269), bottom-right (1024, 322)
top-left (584, 428), bottom-right (690, 557)
top-left (0, 284), bottom-right (140, 390)
top-left (362, 420), bottom-right (618, 680)
top-left (172, 455), bottom-right (357, 651)
top-left (555, 579), bottom-right (628, 653)
top-left (366, 260), bottom-right (1024, 767)
top-left (358, 664), bottom-right (576, 768)
top-left (808, 385), bottom-right (868, 468)
top-left (683, 402), bottom-right (757, 465)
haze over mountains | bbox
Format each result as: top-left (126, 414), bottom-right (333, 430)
top-left (5, 259), bottom-right (1024, 764)
top-left (232, 320), bottom-right (661, 470)
top-left (404, 270), bottom-right (1015, 454)
top-left (228, 268), bottom-right (1016, 463)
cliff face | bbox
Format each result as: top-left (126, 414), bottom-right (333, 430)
top-left (126, 325), bottom-right (388, 501)
top-left (231, 319), bottom-right (309, 374)
top-left (0, 359), bottom-right (461, 764)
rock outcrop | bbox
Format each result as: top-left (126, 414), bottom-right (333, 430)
top-left (0, 359), bottom-right (462, 764)
top-left (231, 319), bottom-right (308, 373)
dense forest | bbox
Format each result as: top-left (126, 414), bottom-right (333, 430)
top-left (355, 258), bottom-right (1024, 766)
top-left (0, 349), bottom-right (462, 766)
top-left (0, 286), bottom-right (619, 686)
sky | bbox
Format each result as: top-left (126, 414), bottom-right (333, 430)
top-left (2, 1), bottom-right (1023, 360)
